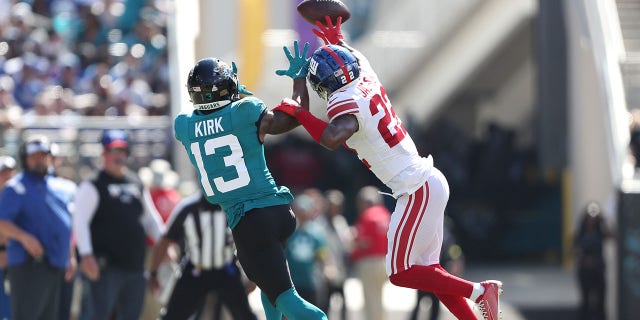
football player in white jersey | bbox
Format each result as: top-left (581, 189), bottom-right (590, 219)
top-left (272, 16), bottom-right (503, 320)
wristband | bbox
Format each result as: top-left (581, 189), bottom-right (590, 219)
top-left (295, 109), bottom-right (328, 143)
top-left (272, 103), bottom-right (299, 117)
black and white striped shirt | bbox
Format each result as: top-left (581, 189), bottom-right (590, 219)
top-left (165, 192), bottom-right (234, 270)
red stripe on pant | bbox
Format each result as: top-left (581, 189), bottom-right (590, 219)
top-left (390, 194), bottom-right (414, 274)
top-left (404, 183), bottom-right (429, 269)
top-left (391, 182), bottom-right (429, 274)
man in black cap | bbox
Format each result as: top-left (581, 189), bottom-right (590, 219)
top-left (73, 129), bottom-right (164, 320)
top-left (0, 136), bottom-right (77, 319)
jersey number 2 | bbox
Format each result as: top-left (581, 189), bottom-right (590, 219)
top-left (190, 135), bottom-right (250, 196)
top-left (369, 87), bottom-right (406, 148)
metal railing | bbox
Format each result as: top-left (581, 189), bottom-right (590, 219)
top-left (1, 115), bottom-right (173, 183)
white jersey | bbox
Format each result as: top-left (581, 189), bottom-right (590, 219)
top-left (326, 51), bottom-right (432, 196)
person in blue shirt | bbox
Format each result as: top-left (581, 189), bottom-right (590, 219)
top-left (0, 155), bottom-right (17, 320)
top-left (0, 135), bottom-right (77, 319)
top-left (174, 41), bottom-right (327, 320)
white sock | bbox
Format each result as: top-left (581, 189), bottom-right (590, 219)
top-left (470, 283), bottom-right (485, 302)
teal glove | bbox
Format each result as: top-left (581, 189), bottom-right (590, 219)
top-left (238, 84), bottom-right (253, 96)
top-left (275, 41), bottom-right (311, 79)
top-left (232, 61), bottom-right (253, 96)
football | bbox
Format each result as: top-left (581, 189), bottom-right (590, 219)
top-left (297, 0), bottom-right (351, 26)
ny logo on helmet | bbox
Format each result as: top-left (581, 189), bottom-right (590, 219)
top-left (309, 59), bottom-right (319, 75)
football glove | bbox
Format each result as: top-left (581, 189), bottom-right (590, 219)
top-left (275, 41), bottom-right (311, 79)
top-left (313, 16), bottom-right (345, 45)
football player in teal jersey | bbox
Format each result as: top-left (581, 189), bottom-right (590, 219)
top-left (174, 41), bottom-right (327, 320)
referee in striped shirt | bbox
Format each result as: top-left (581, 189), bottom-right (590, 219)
top-left (148, 191), bottom-right (257, 320)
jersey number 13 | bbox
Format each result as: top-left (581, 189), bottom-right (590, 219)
top-left (189, 134), bottom-right (250, 196)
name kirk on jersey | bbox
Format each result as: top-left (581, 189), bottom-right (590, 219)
top-left (194, 118), bottom-right (224, 137)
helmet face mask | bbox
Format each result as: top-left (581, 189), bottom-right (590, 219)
top-left (307, 45), bottom-right (360, 101)
top-left (187, 58), bottom-right (239, 110)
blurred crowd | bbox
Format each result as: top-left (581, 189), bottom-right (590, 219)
top-left (0, 0), bottom-right (170, 133)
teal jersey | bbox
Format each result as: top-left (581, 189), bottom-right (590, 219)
top-left (174, 97), bottom-right (293, 228)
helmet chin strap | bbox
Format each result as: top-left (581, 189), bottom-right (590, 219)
top-left (193, 100), bottom-right (231, 110)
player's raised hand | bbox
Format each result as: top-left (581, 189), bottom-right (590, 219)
top-left (275, 40), bottom-right (311, 79)
top-left (231, 62), bottom-right (253, 96)
top-left (313, 15), bottom-right (344, 45)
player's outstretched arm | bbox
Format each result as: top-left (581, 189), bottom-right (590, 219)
top-left (259, 40), bottom-right (313, 141)
top-left (259, 81), bottom-right (310, 140)
top-left (275, 40), bottom-right (311, 109)
top-left (317, 114), bottom-right (358, 150)
top-left (270, 99), bottom-right (358, 150)
top-left (292, 68), bottom-right (310, 112)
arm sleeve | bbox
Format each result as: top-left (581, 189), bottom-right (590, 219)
top-left (73, 181), bottom-right (99, 256)
top-left (141, 188), bottom-right (165, 242)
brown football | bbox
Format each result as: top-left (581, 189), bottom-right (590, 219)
top-left (297, 0), bottom-right (351, 26)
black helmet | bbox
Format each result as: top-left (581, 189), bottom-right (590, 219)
top-left (187, 58), bottom-right (239, 110)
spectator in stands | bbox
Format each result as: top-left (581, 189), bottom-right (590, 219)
top-left (11, 53), bottom-right (48, 111)
top-left (0, 75), bottom-right (22, 132)
top-left (0, 1), bottom-right (170, 117)
top-left (574, 201), bottom-right (613, 320)
top-left (350, 186), bottom-right (391, 320)
top-left (0, 136), bottom-right (77, 319)
top-left (73, 129), bottom-right (164, 320)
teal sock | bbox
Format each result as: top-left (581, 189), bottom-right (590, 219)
top-left (275, 287), bottom-right (327, 320)
top-left (261, 291), bottom-right (282, 320)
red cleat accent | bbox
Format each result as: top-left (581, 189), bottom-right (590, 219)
top-left (476, 280), bottom-right (503, 320)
